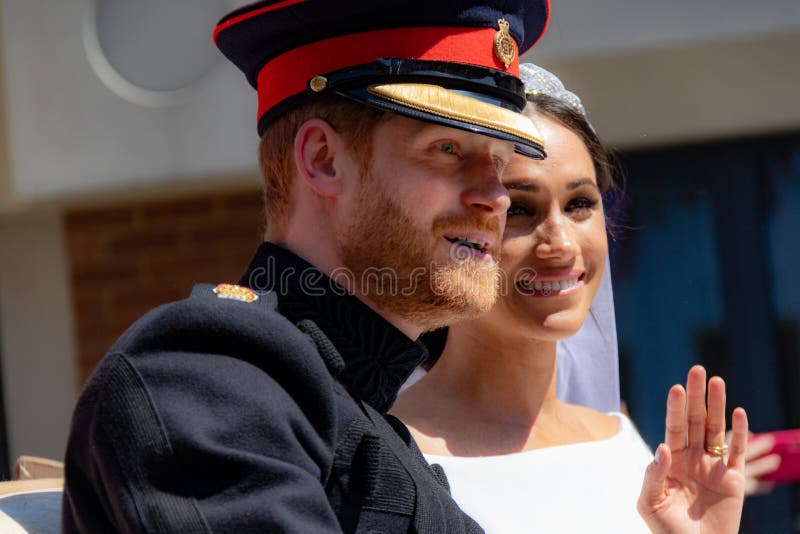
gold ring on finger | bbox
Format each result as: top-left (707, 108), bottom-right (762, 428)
top-left (704, 444), bottom-right (728, 458)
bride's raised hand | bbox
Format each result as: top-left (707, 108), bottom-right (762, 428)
top-left (637, 365), bottom-right (748, 534)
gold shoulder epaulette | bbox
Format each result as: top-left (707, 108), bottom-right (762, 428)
top-left (212, 283), bottom-right (259, 303)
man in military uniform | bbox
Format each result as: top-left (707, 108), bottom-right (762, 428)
top-left (62, 1), bottom-right (549, 531)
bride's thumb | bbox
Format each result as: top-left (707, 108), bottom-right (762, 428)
top-left (637, 443), bottom-right (671, 517)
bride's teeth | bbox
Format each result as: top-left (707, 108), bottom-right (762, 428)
top-left (525, 278), bottom-right (580, 293)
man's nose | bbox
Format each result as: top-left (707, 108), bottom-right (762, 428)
top-left (459, 160), bottom-right (511, 214)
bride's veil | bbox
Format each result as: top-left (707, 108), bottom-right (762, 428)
top-left (556, 254), bottom-right (620, 412)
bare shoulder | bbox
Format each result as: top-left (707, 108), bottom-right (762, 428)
top-left (558, 401), bottom-right (620, 441)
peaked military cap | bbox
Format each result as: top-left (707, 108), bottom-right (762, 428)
top-left (214, 0), bottom-right (550, 158)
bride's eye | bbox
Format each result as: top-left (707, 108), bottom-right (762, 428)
top-left (565, 197), bottom-right (599, 213)
top-left (507, 202), bottom-right (533, 217)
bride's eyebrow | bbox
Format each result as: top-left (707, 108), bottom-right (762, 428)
top-left (566, 178), bottom-right (599, 191)
top-left (505, 181), bottom-right (539, 192)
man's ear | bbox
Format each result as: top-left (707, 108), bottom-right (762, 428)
top-left (294, 118), bottom-right (345, 197)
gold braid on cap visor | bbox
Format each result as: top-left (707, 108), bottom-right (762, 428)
top-left (367, 83), bottom-right (543, 149)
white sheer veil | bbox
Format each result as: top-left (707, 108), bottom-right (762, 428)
top-left (555, 254), bottom-right (620, 412)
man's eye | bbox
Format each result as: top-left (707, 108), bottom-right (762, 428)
top-left (439, 142), bottom-right (458, 155)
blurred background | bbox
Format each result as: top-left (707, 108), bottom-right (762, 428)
top-left (0, 0), bottom-right (798, 531)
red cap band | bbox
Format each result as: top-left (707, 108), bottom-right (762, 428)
top-left (255, 26), bottom-right (520, 123)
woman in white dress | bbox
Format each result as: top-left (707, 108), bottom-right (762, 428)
top-left (392, 64), bottom-right (749, 534)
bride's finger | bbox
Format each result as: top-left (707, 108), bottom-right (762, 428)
top-left (687, 365), bottom-right (708, 449)
top-left (705, 376), bottom-right (727, 450)
top-left (728, 407), bottom-right (749, 471)
top-left (665, 384), bottom-right (687, 451)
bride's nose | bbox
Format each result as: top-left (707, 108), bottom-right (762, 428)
top-left (535, 211), bottom-right (577, 261)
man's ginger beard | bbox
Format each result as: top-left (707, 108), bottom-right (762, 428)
top-left (338, 169), bottom-right (502, 332)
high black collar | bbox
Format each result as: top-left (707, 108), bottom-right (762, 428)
top-left (239, 242), bottom-right (428, 413)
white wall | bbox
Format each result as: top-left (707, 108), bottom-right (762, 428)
top-left (532, 0), bottom-right (800, 60)
top-left (524, 0), bottom-right (800, 148)
top-left (530, 31), bottom-right (800, 148)
top-left (0, 210), bottom-right (77, 463)
top-left (0, 0), bottom-right (258, 207)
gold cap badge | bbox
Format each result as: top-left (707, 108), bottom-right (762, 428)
top-left (493, 18), bottom-right (516, 69)
top-left (213, 283), bottom-right (259, 303)
top-left (309, 75), bottom-right (328, 93)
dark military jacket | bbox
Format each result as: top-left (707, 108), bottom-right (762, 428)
top-left (62, 242), bottom-right (482, 533)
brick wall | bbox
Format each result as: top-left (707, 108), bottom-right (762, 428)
top-left (63, 188), bottom-right (264, 383)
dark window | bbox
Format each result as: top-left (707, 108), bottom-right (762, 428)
top-left (613, 131), bottom-right (800, 533)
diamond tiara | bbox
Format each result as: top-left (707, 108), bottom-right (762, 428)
top-left (519, 63), bottom-right (587, 117)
